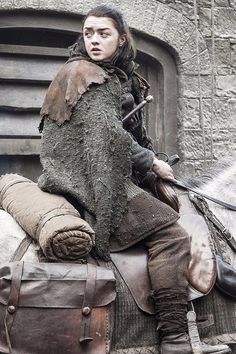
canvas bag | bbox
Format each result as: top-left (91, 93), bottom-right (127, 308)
top-left (0, 239), bottom-right (116, 354)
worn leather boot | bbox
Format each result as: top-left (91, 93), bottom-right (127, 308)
top-left (152, 289), bottom-right (231, 354)
top-left (161, 332), bottom-right (231, 354)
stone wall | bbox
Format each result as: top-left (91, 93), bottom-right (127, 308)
top-left (157, 0), bottom-right (236, 175)
top-left (0, 0), bottom-right (235, 176)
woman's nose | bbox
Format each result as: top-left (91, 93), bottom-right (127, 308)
top-left (91, 33), bottom-right (99, 44)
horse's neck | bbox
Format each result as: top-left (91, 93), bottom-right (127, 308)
top-left (199, 164), bottom-right (236, 240)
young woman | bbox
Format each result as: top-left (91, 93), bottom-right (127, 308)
top-left (38, 5), bottom-right (230, 354)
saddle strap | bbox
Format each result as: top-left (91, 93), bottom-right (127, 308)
top-left (190, 194), bottom-right (236, 254)
top-left (80, 263), bottom-right (97, 343)
top-left (10, 236), bottom-right (32, 262)
top-left (173, 179), bottom-right (236, 211)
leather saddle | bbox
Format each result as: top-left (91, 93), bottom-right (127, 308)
top-left (111, 211), bottom-right (217, 315)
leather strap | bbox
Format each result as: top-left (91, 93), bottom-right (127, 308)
top-left (10, 236), bottom-right (32, 262)
top-left (190, 194), bottom-right (236, 254)
top-left (35, 208), bottom-right (80, 240)
top-left (5, 235), bottom-right (31, 352)
top-left (80, 263), bottom-right (97, 343)
top-left (4, 262), bottom-right (24, 353)
top-left (173, 179), bottom-right (236, 211)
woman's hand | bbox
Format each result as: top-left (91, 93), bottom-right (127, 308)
top-left (152, 157), bottom-right (175, 182)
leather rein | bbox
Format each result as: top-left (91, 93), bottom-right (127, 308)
top-left (172, 179), bottom-right (236, 212)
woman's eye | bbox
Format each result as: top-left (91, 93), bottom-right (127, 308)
top-left (84, 32), bottom-right (92, 38)
top-left (101, 32), bottom-right (109, 38)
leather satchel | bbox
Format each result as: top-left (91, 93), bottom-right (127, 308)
top-left (215, 255), bottom-right (236, 299)
top-left (0, 258), bottom-right (116, 354)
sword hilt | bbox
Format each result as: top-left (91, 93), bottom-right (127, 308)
top-left (122, 95), bottom-right (153, 125)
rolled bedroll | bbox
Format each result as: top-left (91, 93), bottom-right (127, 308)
top-left (0, 174), bottom-right (95, 262)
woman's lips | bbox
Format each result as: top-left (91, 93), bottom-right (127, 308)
top-left (91, 48), bottom-right (101, 52)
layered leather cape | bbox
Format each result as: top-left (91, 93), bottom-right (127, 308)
top-left (38, 59), bottom-right (132, 260)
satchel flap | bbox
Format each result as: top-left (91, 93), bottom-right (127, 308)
top-left (0, 262), bottom-right (116, 308)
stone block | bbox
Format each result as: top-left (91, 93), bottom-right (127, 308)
top-left (199, 8), bottom-right (212, 38)
top-left (212, 40), bottom-right (231, 67)
top-left (214, 8), bottom-right (236, 38)
top-left (126, 0), bottom-right (148, 30)
top-left (141, 2), bottom-right (159, 34)
top-left (179, 49), bottom-right (211, 75)
top-left (216, 67), bottom-right (232, 75)
top-left (215, 0), bottom-right (230, 6)
top-left (81, 0), bottom-right (101, 14)
top-left (178, 128), bottom-right (234, 162)
top-left (215, 75), bottom-right (236, 96)
top-left (178, 129), bottom-right (209, 160)
top-left (180, 29), bottom-right (207, 64)
top-left (177, 98), bottom-right (200, 129)
top-left (199, 0), bottom-right (211, 7)
top-left (179, 160), bottom-right (214, 178)
top-left (200, 7), bottom-right (236, 39)
top-left (208, 129), bottom-right (236, 159)
top-left (151, 2), bottom-right (171, 38)
top-left (172, 15), bottom-right (195, 52)
top-left (172, 1), bottom-right (195, 21)
top-left (202, 97), bottom-right (236, 130)
top-left (179, 74), bottom-right (212, 98)
top-left (126, 0), bottom-right (158, 34)
top-left (162, 9), bottom-right (183, 45)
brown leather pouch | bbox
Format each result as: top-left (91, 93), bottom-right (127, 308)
top-left (0, 261), bottom-right (116, 354)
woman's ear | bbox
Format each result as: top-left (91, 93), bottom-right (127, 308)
top-left (119, 34), bottom-right (126, 47)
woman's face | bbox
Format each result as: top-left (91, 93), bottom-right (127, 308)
top-left (83, 16), bottom-right (125, 62)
